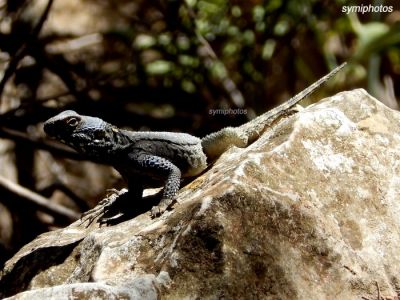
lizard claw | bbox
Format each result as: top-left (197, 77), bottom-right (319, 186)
top-left (80, 206), bottom-right (106, 227)
top-left (150, 206), bottom-right (163, 218)
top-left (150, 198), bottom-right (177, 218)
top-left (98, 212), bottom-right (124, 226)
top-left (79, 188), bottom-right (127, 227)
top-left (106, 188), bottom-right (120, 197)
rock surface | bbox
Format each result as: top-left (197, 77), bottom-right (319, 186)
top-left (1, 89), bottom-right (400, 299)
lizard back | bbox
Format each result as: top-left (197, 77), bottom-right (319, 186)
top-left (120, 130), bottom-right (207, 177)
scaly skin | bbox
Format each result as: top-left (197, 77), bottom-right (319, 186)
top-left (44, 111), bottom-right (207, 218)
top-left (201, 62), bottom-right (347, 159)
top-left (43, 62), bottom-right (346, 220)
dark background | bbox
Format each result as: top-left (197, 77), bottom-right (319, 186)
top-left (0, 0), bottom-right (399, 266)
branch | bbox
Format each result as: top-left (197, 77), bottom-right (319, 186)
top-left (0, 0), bottom-right (54, 104)
top-left (0, 175), bottom-right (79, 221)
top-left (39, 182), bottom-right (90, 211)
top-left (0, 126), bottom-right (85, 161)
top-left (184, 3), bottom-right (245, 108)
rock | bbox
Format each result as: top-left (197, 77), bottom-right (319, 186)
top-left (1, 89), bottom-right (400, 299)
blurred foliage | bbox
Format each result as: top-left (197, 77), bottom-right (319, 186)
top-left (0, 0), bottom-right (399, 130)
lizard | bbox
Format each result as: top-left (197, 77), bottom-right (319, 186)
top-left (43, 62), bottom-right (346, 220)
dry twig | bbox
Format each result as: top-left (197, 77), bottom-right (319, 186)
top-left (0, 126), bottom-right (84, 161)
top-left (0, 175), bottom-right (79, 221)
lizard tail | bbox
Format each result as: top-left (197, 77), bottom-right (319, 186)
top-left (201, 62), bottom-right (347, 162)
top-left (248, 62), bottom-right (347, 130)
top-left (201, 127), bottom-right (247, 161)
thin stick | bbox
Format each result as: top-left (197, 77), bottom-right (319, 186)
top-left (0, 126), bottom-right (84, 161)
top-left (0, 175), bottom-right (79, 221)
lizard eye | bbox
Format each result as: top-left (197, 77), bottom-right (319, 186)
top-left (66, 117), bottom-right (79, 127)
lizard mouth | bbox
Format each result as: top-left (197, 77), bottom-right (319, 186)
top-left (43, 120), bottom-right (70, 139)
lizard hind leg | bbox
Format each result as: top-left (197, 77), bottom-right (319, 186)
top-left (201, 127), bottom-right (248, 161)
top-left (80, 188), bottom-right (130, 227)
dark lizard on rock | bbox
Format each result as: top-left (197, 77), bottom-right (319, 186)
top-left (43, 62), bottom-right (346, 219)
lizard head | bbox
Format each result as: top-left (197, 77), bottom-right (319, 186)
top-left (44, 110), bottom-right (110, 154)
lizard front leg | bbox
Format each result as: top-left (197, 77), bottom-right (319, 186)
top-left (132, 153), bottom-right (181, 218)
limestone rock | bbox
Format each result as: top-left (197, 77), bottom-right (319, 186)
top-left (1, 89), bottom-right (400, 299)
